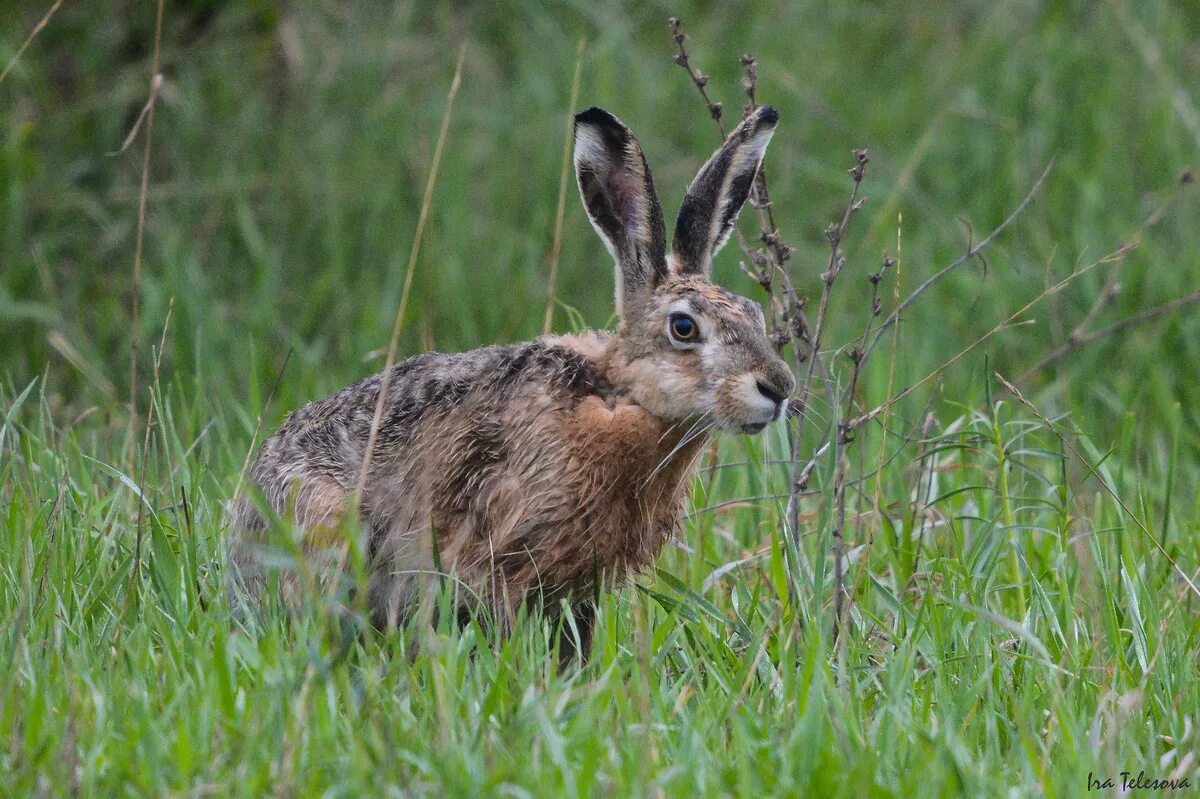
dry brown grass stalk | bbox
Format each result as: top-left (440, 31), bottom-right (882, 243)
top-left (543, 37), bottom-right (587, 335)
top-left (829, 251), bottom-right (892, 639)
top-left (127, 0), bottom-right (166, 467)
top-left (310, 45), bottom-right (469, 626)
top-left (355, 44), bottom-right (466, 505)
top-left (794, 153), bottom-right (869, 630)
top-left (0, 0), bottom-right (64, 87)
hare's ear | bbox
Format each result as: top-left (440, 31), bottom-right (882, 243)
top-left (672, 105), bottom-right (779, 277)
top-left (574, 107), bottom-right (668, 319)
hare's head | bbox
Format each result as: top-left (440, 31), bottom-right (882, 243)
top-left (573, 106), bottom-right (794, 434)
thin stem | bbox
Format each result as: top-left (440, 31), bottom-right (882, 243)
top-left (0, 0), bottom-right (64, 86)
top-left (543, 37), bottom-right (586, 335)
top-left (864, 160), bottom-right (1055, 360)
top-left (1016, 289), bottom-right (1200, 384)
top-left (355, 44), bottom-right (467, 505)
top-left (989, 397), bottom-right (1026, 618)
top-left (668, 18), bottom-right (726, 136)
top-left (848, 174), bottom-right (1191, 431)
top-left (128, 0), bottom-right (166, 467)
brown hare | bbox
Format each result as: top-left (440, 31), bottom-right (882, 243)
top-left (230, 106), bottom-right (794, 653)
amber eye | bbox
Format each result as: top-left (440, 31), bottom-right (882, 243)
top-left (669, 313), bottom-right (699, 343)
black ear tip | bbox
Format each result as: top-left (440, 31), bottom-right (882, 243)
top-left (755, 105), bottom-right (780, 127)
top-left (575, 106), bottom-right (623, 129)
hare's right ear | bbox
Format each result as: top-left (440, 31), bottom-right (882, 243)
top-left (574, 108), bottom-right (668, 320)
top-left (672, 105), bottom-right (779, 278)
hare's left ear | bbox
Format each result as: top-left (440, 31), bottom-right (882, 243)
top-left (672, 106), bottom-right (779, 277)
top-left (574, 108), bottom-right (668, 321)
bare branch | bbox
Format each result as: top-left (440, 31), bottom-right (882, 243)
top-left (864, 160), bottom-right (1055, 360)
top-left (0, 0), bottom-right (64, 87)
top-left (127, 0), bottom-right (166, 467)
top-left (668, 17), bottom-right (726, 135)
top-left (1017, 289), bottom-right (1200, 384)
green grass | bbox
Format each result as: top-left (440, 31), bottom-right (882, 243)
top-left (3, 1), bottom-right (1200, 795)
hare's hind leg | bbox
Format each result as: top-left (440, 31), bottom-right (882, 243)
top-left (365, 506), bottom-right (441, 634)
top-left (227, 474), bottom-right (355, 620)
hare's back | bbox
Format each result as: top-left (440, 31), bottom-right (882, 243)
top-left (269, 339), bottom-right (616, 465)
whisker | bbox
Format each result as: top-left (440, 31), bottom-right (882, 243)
top-left (656, 416), bottom-right (689, 445)
top-left (786, 398), bottom-right (828, 427)
top-left (647, 418), bottom-right (716, 483)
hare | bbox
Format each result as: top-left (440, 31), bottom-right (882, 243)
top-left (230, 106), bottom-right (794, 652)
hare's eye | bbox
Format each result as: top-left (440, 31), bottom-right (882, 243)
top-left (668, 313), bottom-right (700, 343)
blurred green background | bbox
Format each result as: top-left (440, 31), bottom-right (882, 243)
top-left (4, 0), bottom-right (1198, 441)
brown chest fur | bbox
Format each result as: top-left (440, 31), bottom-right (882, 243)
top-left (423, 394), bottom-right (703, 606)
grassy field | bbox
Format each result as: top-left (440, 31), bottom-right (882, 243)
top-left (3, 0), bottom-right (1200, 795)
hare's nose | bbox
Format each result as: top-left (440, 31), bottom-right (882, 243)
top-left (755, 380), bottom-right (788, 406)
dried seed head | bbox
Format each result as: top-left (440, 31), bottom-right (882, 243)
top-left (740, 54), bottom-right (759, 115)
top-left (850, 149), bottom-right (870, 182)
top-left (790, 314), bottom-right (809, 341)
top-left (668, 17), bottom-right (684, 42)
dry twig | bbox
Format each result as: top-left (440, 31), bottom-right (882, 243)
top-left (668, 18), bottom-right (835, 608)
top-left (543, 37), bottom-right (586, 334)
top-left (669, 18), bottom-right (726, 135)
top-left (127, 0), bottom-right (166, 466)
top-left (355, 45), bottom-right (466, 504)
top-left (864, 161), bottom-right (1055, 361)
top-left (0, 0), bottom-right (64, 86)
top-left (1017, 289), bottom-right (1200, 384)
